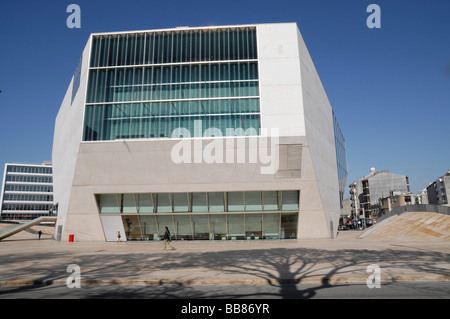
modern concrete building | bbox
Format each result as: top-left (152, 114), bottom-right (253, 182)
top-left (349, 168), bottom-right (410, 223)
top-left (0, 162), bottom-right (54, 221)
top-left (426, 170), bottom-right (450, 206)
top-left (52, 23), bottom-right (347, 242)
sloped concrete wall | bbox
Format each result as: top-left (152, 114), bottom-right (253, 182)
top-left (362, 211), bottom-right (450, 241)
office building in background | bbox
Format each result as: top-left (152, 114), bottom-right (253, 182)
top-left (0, 162), bottom-right (54, 221)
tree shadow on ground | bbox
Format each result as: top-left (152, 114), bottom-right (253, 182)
top-left (0, 243), bottom-right (448, 299)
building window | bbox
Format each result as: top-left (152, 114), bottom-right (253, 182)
top-left (96, 190), bottom-right (299, 241)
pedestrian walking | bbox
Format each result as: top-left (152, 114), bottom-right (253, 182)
top-left (116, 231), bottom-right (122, 242)
top-left (162, 226), bottom-right (175, 251)
top-left (38, 231), bottom-right (42, 240)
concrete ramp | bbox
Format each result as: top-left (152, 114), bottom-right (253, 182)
top-left (0, 217), bottom-right (57, 241)
top-left (360, 211), bottom-right (450, 241)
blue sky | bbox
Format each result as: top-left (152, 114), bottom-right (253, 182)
top-left (0, 0), bottom-right (449, 196)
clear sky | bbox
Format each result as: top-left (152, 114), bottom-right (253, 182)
top-left (0, 0), bottom-right (449, 197)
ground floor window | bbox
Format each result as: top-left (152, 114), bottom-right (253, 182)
top-left (118, 212), bottom-right (297, 241)
top-left (96, 190), bottom-right (298, 214)
top-left (97, 190), bottom-right (299, 241)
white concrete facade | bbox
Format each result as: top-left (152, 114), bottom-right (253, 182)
top-left (52, 23), bottom-right (344, 241)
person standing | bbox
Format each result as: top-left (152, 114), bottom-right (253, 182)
top-left (163, 226), bottom-right (175, 251)
top-left (116, 231), bottom-right (122, 242)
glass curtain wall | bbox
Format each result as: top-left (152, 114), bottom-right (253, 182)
top-left (84, 27), bottom-right (260, 141)
top-left (332, 110), bottom-right (348, 208)
top-left (97, 190), bottom-right (299, 241)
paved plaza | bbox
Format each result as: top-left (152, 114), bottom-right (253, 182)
top-left (0, 228), bottom-right (449, 287)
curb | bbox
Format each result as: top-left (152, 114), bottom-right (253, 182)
top-left (1, 275), bottom-right (449, 287)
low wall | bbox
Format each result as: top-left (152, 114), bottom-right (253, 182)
top-left (377, 204), bottom-right (450, 223)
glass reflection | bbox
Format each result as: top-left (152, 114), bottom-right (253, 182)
top-left (192, 214), bottom-right (210, 239)
top-left (140, 215), bottom-right (158, 240)
top-left (228, 214), bottom-right (245, 240)
top-left (209, 214), bottom-right (227, 240)
top-left (173, 215), bottom-right (192, 240)
top-left (156, 215), bottom-right (174, 239)
top-left (281, 213), bottom-right (297, 239)
top-left (263, 214), bottom-right (280, 239)
top-left (245, 213), bottom-right (262, 239)
top-left (99, 194), bottom-right (120, 213)
top-left (122, 215), bottom-right (141, 240)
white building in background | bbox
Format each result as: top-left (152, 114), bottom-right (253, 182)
top-left (0, 162), bottom-right (54, 221)
top-left (52, 23), bottom-right (347, 242)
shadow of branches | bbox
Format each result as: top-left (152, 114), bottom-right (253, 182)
top-left (1, 242), bottom-right (449, 298)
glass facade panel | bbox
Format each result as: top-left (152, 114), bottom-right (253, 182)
top-left (192, 192), bottom-right (207, 213)
top-left (137, 193), bottom-right (153, 213)
top-left (208, 192), bottom-right (224, 212)
top-left (245, 213), bottom-right (262, 239)
top-left (5, 174), bottom-right (53, 183)
top-left (228, 192), bottom-right (244, 212)
top-left (156, 193), bottom-right (172, 213)
top-left (90, 28), bottom-right (257, 67)
top-left (84, 27), bottom-right (260, 142)
top-left (192, 214), bottom-right (210, 239)
top-left (122, 215), bottom-right (141, 240)
top-left (84, 100), bottom-right (260, 141)
top-left (333, 110), bottom-right (348, 208)
top-left (263, 213), bottom-right (280, 239)
top-left (97, 190), bottom-right (299, 241)
top-left (281, 213), bottom-right (298, 239)
top-left (140, 215), bottom-right (158, 240)
top-left (99, 194), bottom-right (120, 213)
top-left (263, 191), bottom-right (278, 211)
top-left (156, 215), bottom-right (174, 238)
top-left (209, 214), bottom-right (227, 240)
top-left (173, 193), bottom-right (189, 213)
top-left (173, 215), bottom-right (192, 240)
top-left (245, 191), bottom-right (262, 211)
top-left (123, 193), bottom-right (137, 213)
top-left (7, 165), bottom-right (52, 174)
top-left (228, 214), bottom-right (245, 240)
top-left (282, 190), bottom-right (299, 211)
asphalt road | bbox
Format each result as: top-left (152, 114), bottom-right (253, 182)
top-left (1, 281), bottom-right (449, 299)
